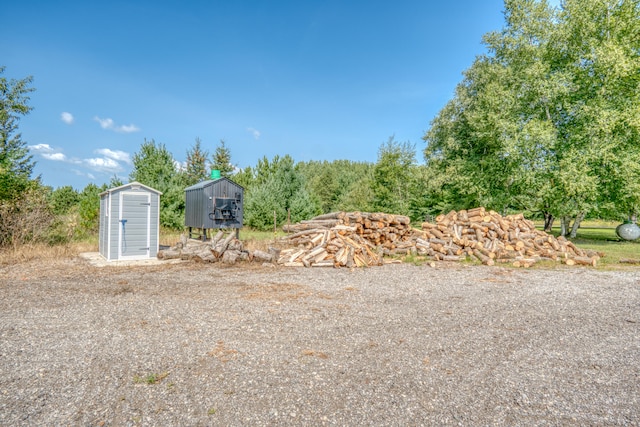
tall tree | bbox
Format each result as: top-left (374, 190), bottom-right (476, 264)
top-left (243, 154), bottom-right (320, 230)
top-left (0, 66), bottom-right (36, 201)
top-left (49, 185), bottom-right (80, 215)
top-left (372, 137), bottom-right (417, 215)
top-left (211, 139), bottom-right (234, 177)
top-left (129, 139), bottom-right (176, 187)
top-left (423, 0), bottom-right (640, 235)
top-left (185, 137), bottom-right (209, 185)
top-left (130, 139), bottom-right (186, 229)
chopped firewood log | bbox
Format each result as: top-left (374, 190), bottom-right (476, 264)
top-left (419, 207), bottom-right (596, 267)
top-left (252, 250), bottom-right (274, 263)
top-left (157, 249), bottom-right (181, 260)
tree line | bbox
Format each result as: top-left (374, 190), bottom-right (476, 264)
top-left (1, 0), bottom-right (638, 248)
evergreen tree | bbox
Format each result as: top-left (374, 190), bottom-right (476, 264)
top-left (185, 137), bottom-right (209, 185)
top-left (129, 139), bottom-right (186, 229)
top-left (0, 66), bottom-right (36, 201)
top-left (49, 185), bottom-right (80, 215)
top-left (211, 139), bottom-right (234, 177)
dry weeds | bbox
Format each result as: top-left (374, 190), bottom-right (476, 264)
top-left (0, 241), bottom-right (97, 266)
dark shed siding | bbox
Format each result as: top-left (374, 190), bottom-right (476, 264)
top-left (184, 178), bottom-right (244, 230)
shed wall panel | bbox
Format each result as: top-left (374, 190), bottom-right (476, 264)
top-left (184, 178), bottom-right (244, 231)
top-left (98, 182), bottom-right (161, 261)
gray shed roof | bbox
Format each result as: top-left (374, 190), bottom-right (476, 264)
top-left (99, 181), bottom-right (163, 197)
top-left (184, 177), bottom-right (244, 191)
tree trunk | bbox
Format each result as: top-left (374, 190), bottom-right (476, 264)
top-left (543, 211), bottom-right (554, 232)
top-left (569, 212), bottom-right (585, 239)
top-left (560, 216), bottom-right (571, 237)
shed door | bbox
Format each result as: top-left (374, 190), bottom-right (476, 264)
top-left (118, 192), bottom-right (151, 259)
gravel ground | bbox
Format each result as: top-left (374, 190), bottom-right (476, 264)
top-left (0, 259), bottom-right (639, 426)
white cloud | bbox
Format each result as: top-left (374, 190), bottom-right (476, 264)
top-left (30, 142), bottom-right (133, 177)
top-left (29, 143), bottom-right (55, 153)
top-left (95, 148), bottom-right (131, 164)
top-left (72, 169), bottom-right (96, 180)
top-left (95, 117), bottom-right (114, 129)
top-left (42, 152), bottom-right (67, 161)
top-left (84, 157), bottom-right (122, 173)
top-left (118, 124), bottom-right (140, 133)
top-left (94, 116), bottom-right (140, 133)
top-left (61, 112), bottom-right (74, 125)
top-left (247, 127), bottom-right (261, 140)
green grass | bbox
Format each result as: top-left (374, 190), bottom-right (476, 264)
top-left (133, 371), bottom-right (169, 385)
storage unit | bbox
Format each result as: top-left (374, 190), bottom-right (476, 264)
top-left (99, 182), bottom-right (162, 261)
top-left (184, 177), bottom-right (244, 239)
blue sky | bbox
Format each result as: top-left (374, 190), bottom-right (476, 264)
top-left (4, 0), bottom-right (514, 190)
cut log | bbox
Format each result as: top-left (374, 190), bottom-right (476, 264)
top-left (222, 250), bottom-right (241, 264)
top-left (473, 249), bottom-right (495, 266)
top-left (211, 230), bottom-right (225, 245)
top-left (157, 249), bottom-right (181, 260)
top-left (193, 250), bottom-right (216, 263)
top-left (212, 231), bottom-right (236, 257)
top-left (570, 256), bottom-right (598, 267)
top-left (252, 250), bottom-right (274, 263)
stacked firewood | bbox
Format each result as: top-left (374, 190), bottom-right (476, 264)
top-left (419, 207), bottom-right (601, 267)
top-left (283, 211), bottom-right (413, 249)
top-left (158, 230), bottom-right (277, 264)
top-left (277, 225), bottom-right (382, 267)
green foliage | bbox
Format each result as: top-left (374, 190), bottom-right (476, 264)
top-left (371, 137), bottom-right (417, 215)
top-left (185, 137), bottom-right (209, 185)
top-left (232, 165), bottom-right (255, 191)
top-left (296, 159), bottom-right (375, 213)
top-left (243, 154), bottom-right (320, 230)
top-left (288, 187), bottom-right (322, 223)
top-left (78, 183), bottom-right (105, 234)
top-left (335, 174), bottom-right (374, 213)
top-left (129, 139), bottom-right (176, 187)
top-left (423, 0), bottom-right (640, 231)
top-left (108, 175), bottom-right (124, 188)
top-left (211, 139), bottom-right (234, 177)
top-left (129, 139), bottom-right (186, 229)
top-left (160, 172), bottom-right (188, 230)
top-left (244, 180), bottom-right (286, 230)
top-left (49, 185), bottom-right (80, 215)
top-left (0, 66), bottom-right (36, 202)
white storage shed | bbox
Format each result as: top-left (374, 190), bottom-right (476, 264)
top-left (99, 182), bottom-right (162, 261)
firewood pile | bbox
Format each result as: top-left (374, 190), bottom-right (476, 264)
top-left (158, 230), bottom-right (277, 264)
top-left (277, 225), bottom-right (383, 267)
top-left (158, 208), bottom-right (600, 269)
top-left (283, 211), bottom-right (413, 249)
top-left (419, 207), bottom-right (601, 267)
top-left (276, 211), bottom-right (419, 267)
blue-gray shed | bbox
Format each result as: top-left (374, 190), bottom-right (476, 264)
top-left (99, 182), bottom-right (162, 261)
top-left (184, 177), bottom-right (244, 239)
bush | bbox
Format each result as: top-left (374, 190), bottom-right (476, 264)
top-left (0, 184), bottom-right (55, 249)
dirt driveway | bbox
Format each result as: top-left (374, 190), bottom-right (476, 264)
top-left (0, 259), bottom-right (638, 426)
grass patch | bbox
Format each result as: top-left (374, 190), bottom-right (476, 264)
top-left (133, 371), bottom-right (169, 385)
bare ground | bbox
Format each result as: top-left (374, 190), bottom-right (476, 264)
top-left (0, 258), bottom-right (638, 426)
